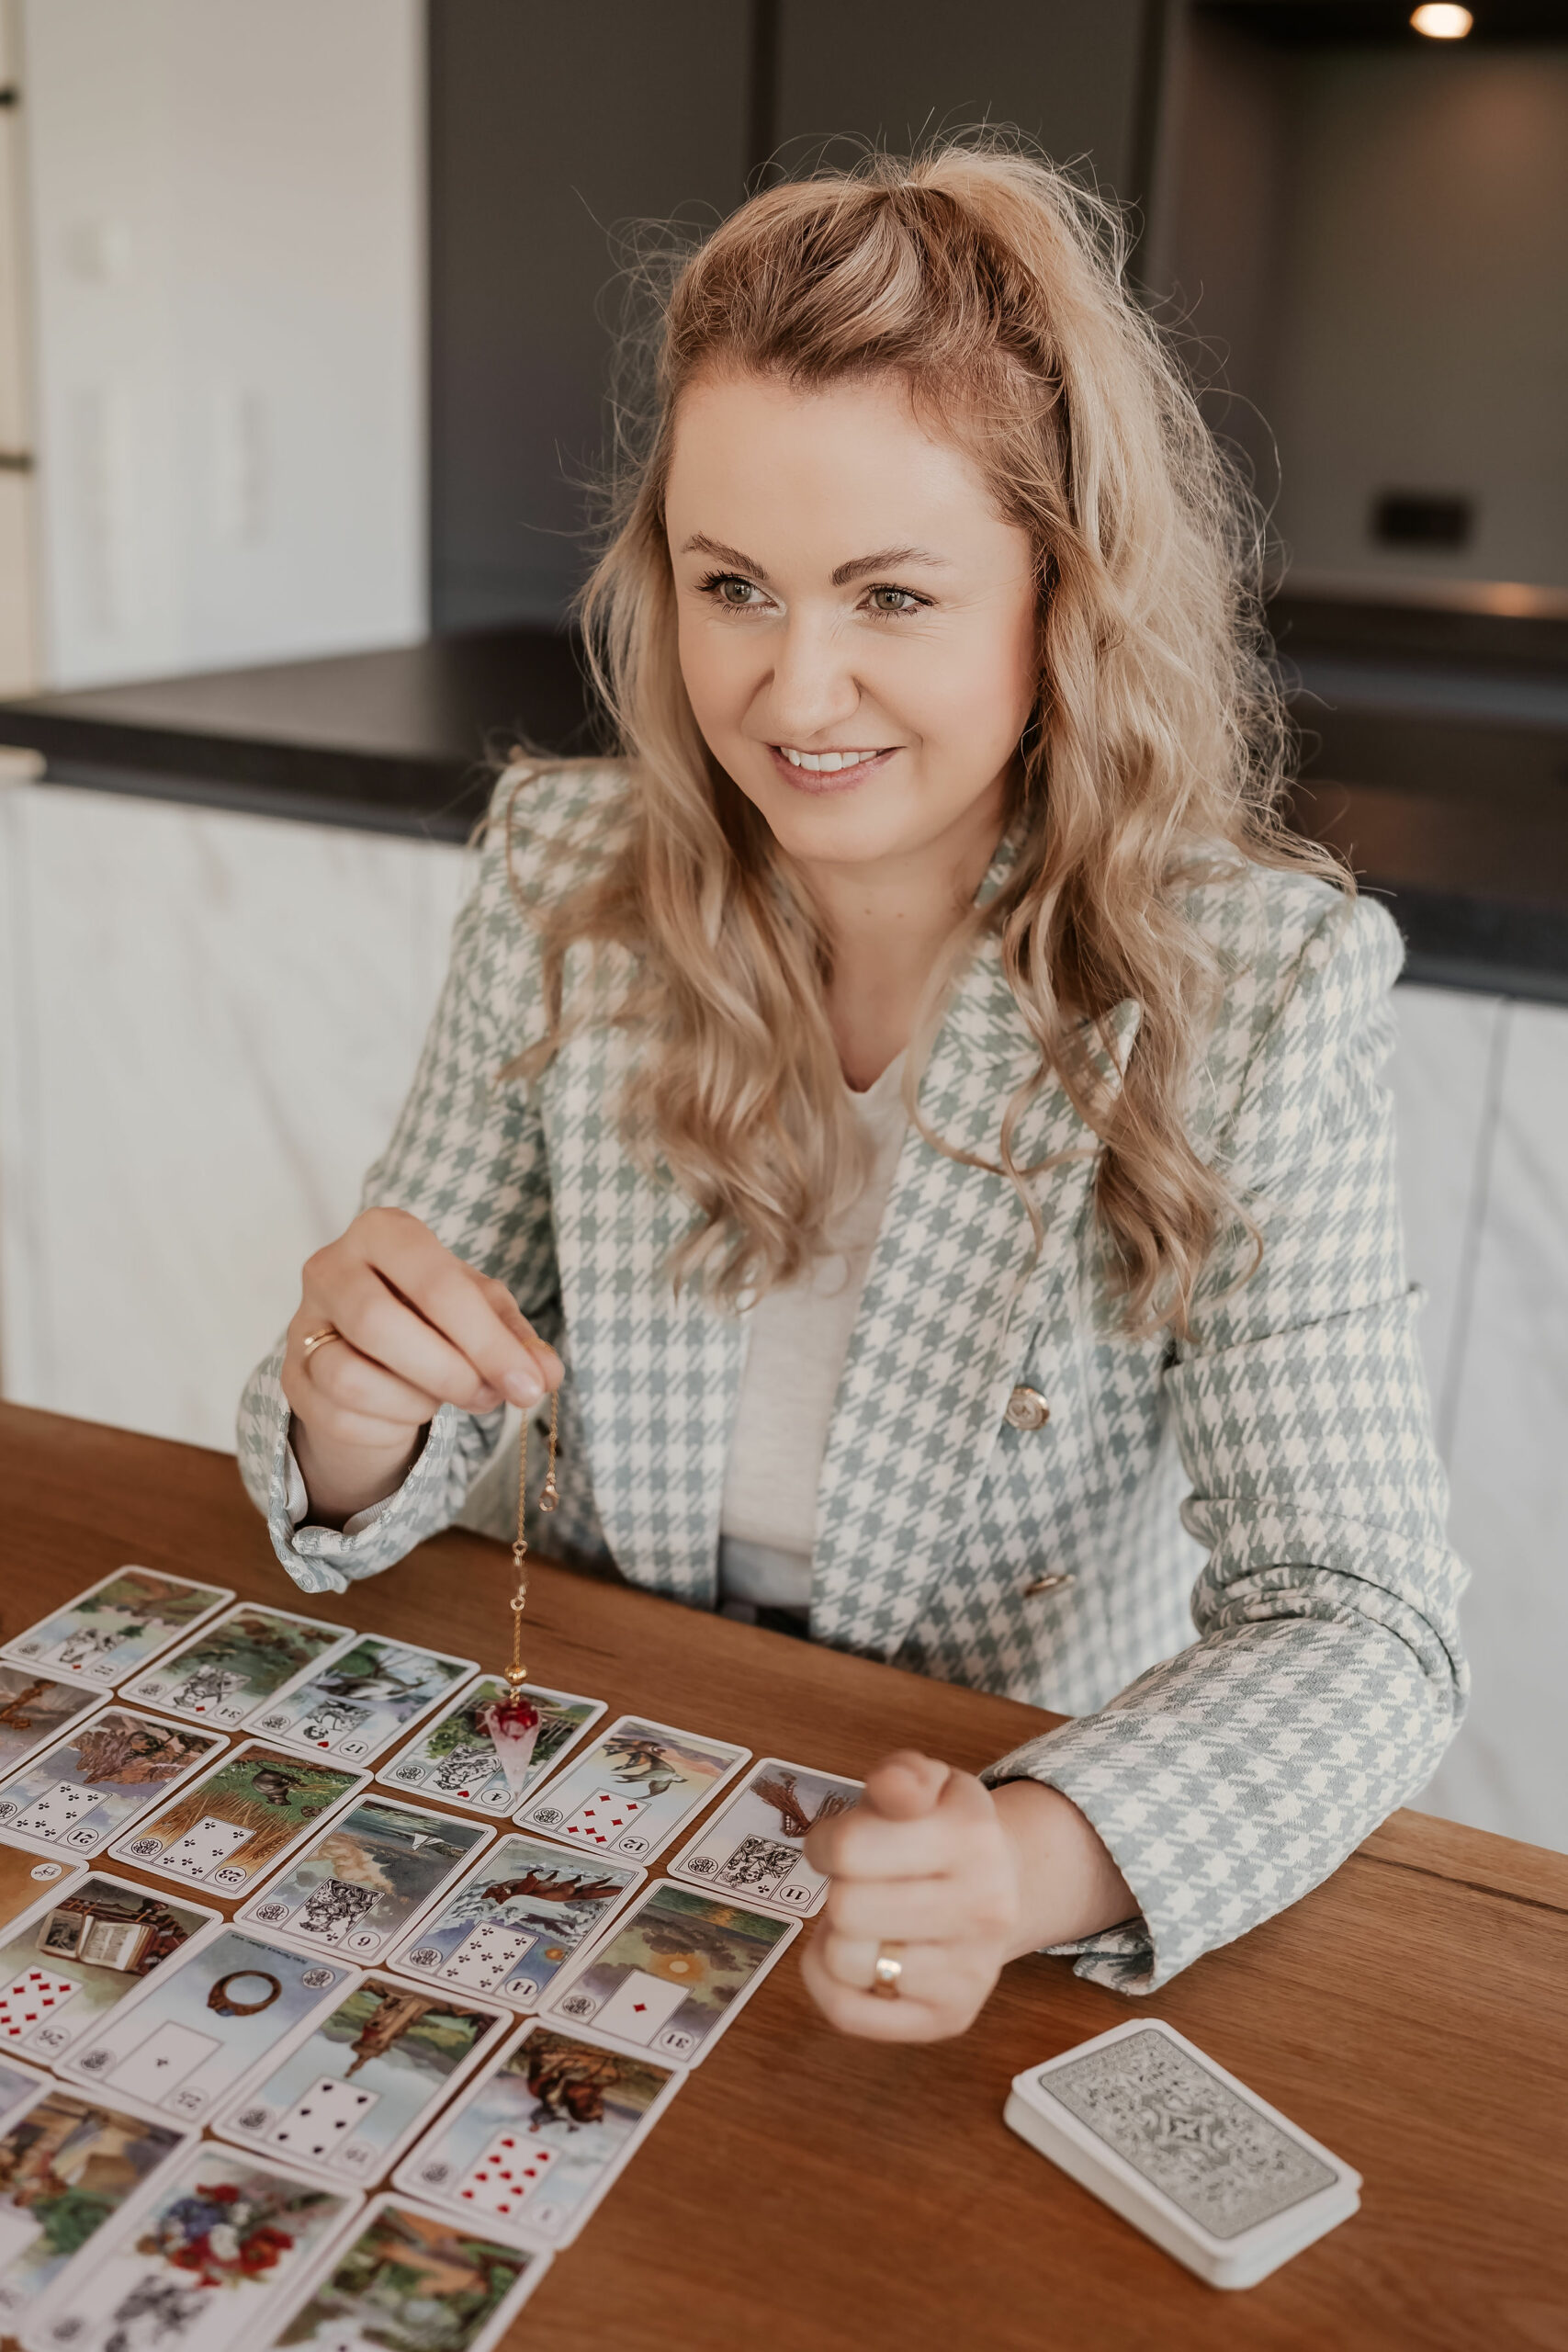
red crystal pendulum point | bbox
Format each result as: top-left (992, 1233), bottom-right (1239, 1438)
top-left (486, 1388), bottom-right (559, 1796)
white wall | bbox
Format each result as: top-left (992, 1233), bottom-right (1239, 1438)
top-left (20, 0), bottom-right (425, 687)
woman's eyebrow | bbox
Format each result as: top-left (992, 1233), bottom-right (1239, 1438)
top-left (678, 533), bottom-right (952, 586)
top-left (680, 533), bottom-right (771, 580)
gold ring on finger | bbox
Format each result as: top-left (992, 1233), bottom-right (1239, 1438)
top-left (300, 1326), bottom-right (344, 1364)
top-left (871, 1942), bottom-right (904, 1999)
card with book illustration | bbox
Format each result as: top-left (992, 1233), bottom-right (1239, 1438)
top-left (120, 1605), bottom-right (355, 1732)
top-left (0, 2072), bottom-right (193, 2331)
top-left (377, 1675), bottom-right (605, 1817)
top-left (2, 1570), bottom-right (233, 1688)
top-left (234, 1796), bottom-right (492, 1964)
top-left (246, 1638), bottom-right (479, 1766)
top-left (0, 1668), bottom-right (106, 1783)
top-left (107, 1741), bottom-right (370, 1895)
top-left (0, 1708), bottom-right (227, 1860)
top-left (514, 1713), bottom-right (750, 1862)
top-left (0, 1871), bottom-right (221, 2063)
top-left (266, 2194), bottom-right (551, 2352)
top-left (212, 1974), bottom-right (513, 2189)
top-left (386, 1832), bottom-right (645, 2009)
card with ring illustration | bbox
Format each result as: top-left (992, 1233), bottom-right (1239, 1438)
top-left (119, 1603), bottom-right (356, 1731)
top-left (536, 1876), bottom-right (799, 2065)
top-left (55, 1924), bottom-right (358, 2127)
top-left (1, 1568), bottom-right (233, 1688)
top-left (514, 1713), bottom-right (750, 1863)
top-left (0, 2071), bottom-right (194, 2333)
top-left (666, 1754), bottom-right (862, 1917)
top-left (0, 1869), bottom-right (222, 2064)
top-left (262, 2193), bottom-right (553, 2352)
top-left (0, 1706), bottom-right (227, 1861)
top-left (385, 1832), bottom-right (646, 2010)
top-left (211, 1973), bottom-right (513, 2189)
top-left (377, 1675), bottom-right (606, 1818)
top-left (233, 1794), bottom-right (493, 1964)
top-left (107, 1740), bottom-right (371, 1896)
top-left (0, 1666), bottom-right (107, 1783)
top-left (393, 2017), bottom-right (684, 2247)
top-left (245, 1637), bottom-right (479, 1766)
top-left (18, 2141), bottom-right (363, 2352)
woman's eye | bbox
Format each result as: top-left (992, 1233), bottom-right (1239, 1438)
top-left (702, 573), bottom-right (763, 609)
top-left (867, 586), bottom-right (922, 616)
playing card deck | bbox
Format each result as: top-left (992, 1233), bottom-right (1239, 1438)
top-left (233, 1796), bottom-right (493, 1964)
top-left (667, 1754), bottom-right (861, 1916)
top-left (245, 1638), bottom-right (479, 1765)
top-left (385, 1833), bottom-right (646, 2010)
top-left (0, 1871), bottom-right (221, 2062)
top-left (377, 1675), bottom-right (606, 1817)
top-left (0, 1707), bottom-right (227, 1860)
top-left (1, 1569), bottom-right (233, 1688)
top-left (212, 1973), bottom-right (513, 2188)
top-left (0, 2071), bottom-right (193, 2330)
top-left (537, 1877), bottom-right (799, 2064)
top-left (515, 1713), bottom-right (750, 1862)
top-left (0, 1843), bottom-right (78, 1935)
top-left (393, 2018), bottom-right (683, 2246)
top-left (107, 1740), bottom-right (371, 1894)
top-left (0, 1667), bottom-right (106, 1782)
top-left (120, 1605), bottom-right (356, 1731)
top-left (260, 2193), bottom-right (552, 2352)
top-left (1005, 2019), bottom-right (1362, 2290)
top-left (19, 2142), bottom-right (363, 2352)
top-left (57, 1925), bottom-right (356, 2125)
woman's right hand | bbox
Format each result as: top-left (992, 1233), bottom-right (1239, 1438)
top-left (280, 1207), bottom-right (562, 1527)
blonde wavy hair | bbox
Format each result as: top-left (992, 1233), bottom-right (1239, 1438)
top-left (512, 137), bottom-right (1345, 1337)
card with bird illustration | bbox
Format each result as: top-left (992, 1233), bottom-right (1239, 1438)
top-left (665, 1755), bottom-right (863, 1917)
top-left (233, 1797), bottom-right (493, 1965)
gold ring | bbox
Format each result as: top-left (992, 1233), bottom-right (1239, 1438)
top-left (300, 1326), bottom-right (344, 1363)
top-left (871, 1943), bottom-right (903, 1998)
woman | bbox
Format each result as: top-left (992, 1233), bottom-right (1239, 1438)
top-left (239, 142), bottom-right (1466, 2040)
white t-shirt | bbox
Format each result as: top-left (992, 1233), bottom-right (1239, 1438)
top-left (716, 1053), bottom-right (908, 1615)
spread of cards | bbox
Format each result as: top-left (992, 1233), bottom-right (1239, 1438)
top-left (0, 1565), bottom-right (1362, 2346)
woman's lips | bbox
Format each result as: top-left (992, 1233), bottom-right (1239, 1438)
top-left (765, 744), bottom-right (897, 793)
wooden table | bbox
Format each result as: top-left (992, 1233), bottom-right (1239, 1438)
top-left (6, 1404), bottom-right (1566, 2352)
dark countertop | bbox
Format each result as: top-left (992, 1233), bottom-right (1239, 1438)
top-left (2, 606), bottom-right (1565, 1003)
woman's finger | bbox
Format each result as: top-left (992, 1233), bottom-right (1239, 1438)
top-left (296, 1329), bottom-right (452, 1427)
top-left (798, 1935), bottom-right (962, 2045)
top-left (355, 1212), bottom-right (555, 1404)
top-left (461, 1267), bottom-right (564, 1389)
top-left (820, 1872), bottom-right (1004, 1948)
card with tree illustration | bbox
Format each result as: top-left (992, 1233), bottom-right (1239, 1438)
top-left (107, 1742), bottom-right (369, 1895)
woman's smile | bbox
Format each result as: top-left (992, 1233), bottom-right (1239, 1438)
top-left (767, 742), bottom-right (899, 791)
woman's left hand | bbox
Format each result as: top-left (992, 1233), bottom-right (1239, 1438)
top-left (800, 1749), bottom-right (1135, 2042)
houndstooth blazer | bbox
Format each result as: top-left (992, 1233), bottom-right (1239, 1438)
top-left (238, 763), bottom-right (1468, 1995)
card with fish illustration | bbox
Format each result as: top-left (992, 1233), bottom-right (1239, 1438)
top-left (0, 1871), bottom-right (222, 2063)
top-left (0, 2073), bottom-right (193, 2331)
top-left (1, 1569), bottom-right (233, 1689)
top-left (0, 1707), bottom-right (227, 1860)
top-left (119, 1605), bottom-right (356, 1732)
top-left (513, 1713), bottom-right (750, 1863)
top-left (107, 1741), bottom-right (370, 1895)
top-left (393, 2018), bottom-right (683, 2247)
top-left (211, 1974), bottom-right (513, 2189)
top-left (0, 1668), bottom-right (107, 1783)
top-left (385, 1833), bottom-right (646, 2010)
top-left (268, 2193), bottom-right (551, 2352)
top-left (55, 1927), bottom-right (357, 2126)
top-left (666, 1754), bottom-right (863, 1917)
top-left (18, 2141), bottom-right (362, 2352)
top-left (245, 1638), bottom-right (479, 1766)
top-left (536, 1877), bottom-right (797, 2065)
top-left (233, 1797), bottom-right (493, 1964)
top-left (377, 1676), bottom-right (605, 1817)
top-left (0, 1841), bottom-right (80, 1935)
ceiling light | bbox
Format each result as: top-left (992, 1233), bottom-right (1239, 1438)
top-left (1410, 5), bottom-right (1473, 35)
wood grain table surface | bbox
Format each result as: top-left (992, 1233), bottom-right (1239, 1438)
top-left (4, 1402), bottom-right (1565, 2352)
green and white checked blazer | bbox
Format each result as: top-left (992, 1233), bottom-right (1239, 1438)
top-left (239, 763), bottom-right (1468, 1995)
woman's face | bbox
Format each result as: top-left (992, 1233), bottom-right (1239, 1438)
top-left (666, 371), bottom-right (1039, 879)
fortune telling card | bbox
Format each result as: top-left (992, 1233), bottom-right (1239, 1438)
top-left (267, 2194), bottom-right (552, 2352)
top-left (0, 1668), bottom-right (105, 1782)
top-left (667, 1755), bottom-right (863, 1917)
top-left (393, 2018), bottom-right (682, 2247)
top-left (18, 2142), bottom-right (361, 2352)
top-left (537, 1878), bottom-right (797, 2065)
top-left (0, 2053), bottom-right (47, 2133)
top-left (1, 1569), bottom-right (233, 1689)
top-left (377, 1675), bottom-right (606, 1818)
top-left (246, 1637), bottom-right (479, 1766)
top-left (120, 1604), bottom-right (355, 1732)
top-left (386, 1833), bottom-right (646, 2010)
top-left (0, 2074), bottom-right (192, 2330)
top-left (212, 1973), bottom-right (512, 2188)
top-left (107, 1741), bottom-right (370, 1896)
top-left (0, 1708), bottom-right (226, 1861)
top-left (514, 1713), bottom-right (750, 1863)
top-left (233, 1796), bottom-right (493, 1964)
top-left (56, 1926), bottom-right (355, 2125)
top-left (0, 1871), bottom-right (221, 2063)
top-left (0, 1842), bottom-right (79, 1935)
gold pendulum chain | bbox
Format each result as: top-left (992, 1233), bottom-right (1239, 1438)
top-left (505, 1387), bottom-right (559, 1692)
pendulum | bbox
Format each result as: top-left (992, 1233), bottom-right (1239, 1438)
top-left (478, 1386), bottom-right (560, 1798)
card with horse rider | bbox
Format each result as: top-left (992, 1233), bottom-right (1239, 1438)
top-left (106, 1741), bottom-right (371, 1896)
top-left (119, 1604), bottom-right (356, 1731)
top-left (243, 1637), bottom-right (479, 1767)
top-left (376, 1677), bottom-right (607, 1818)
top-left (666, 1755), bottom-right (863, 1917)
top-left (384, 1833), bottom-right (647, 2011)
top-left (513, 1713), bottom-right (750, 1864)
top-left (0, 1707), bottom-right (226, 1861)
top-left (0, 1869), bottom-right (222, 2064)
top-left (233, 1795), bottom-right (493, 1964)
top-left (1, 1569), bottom-right (233, 1689)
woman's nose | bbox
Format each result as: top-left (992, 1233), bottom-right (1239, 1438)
top-left (760, 612), bottom-right (863, 741)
